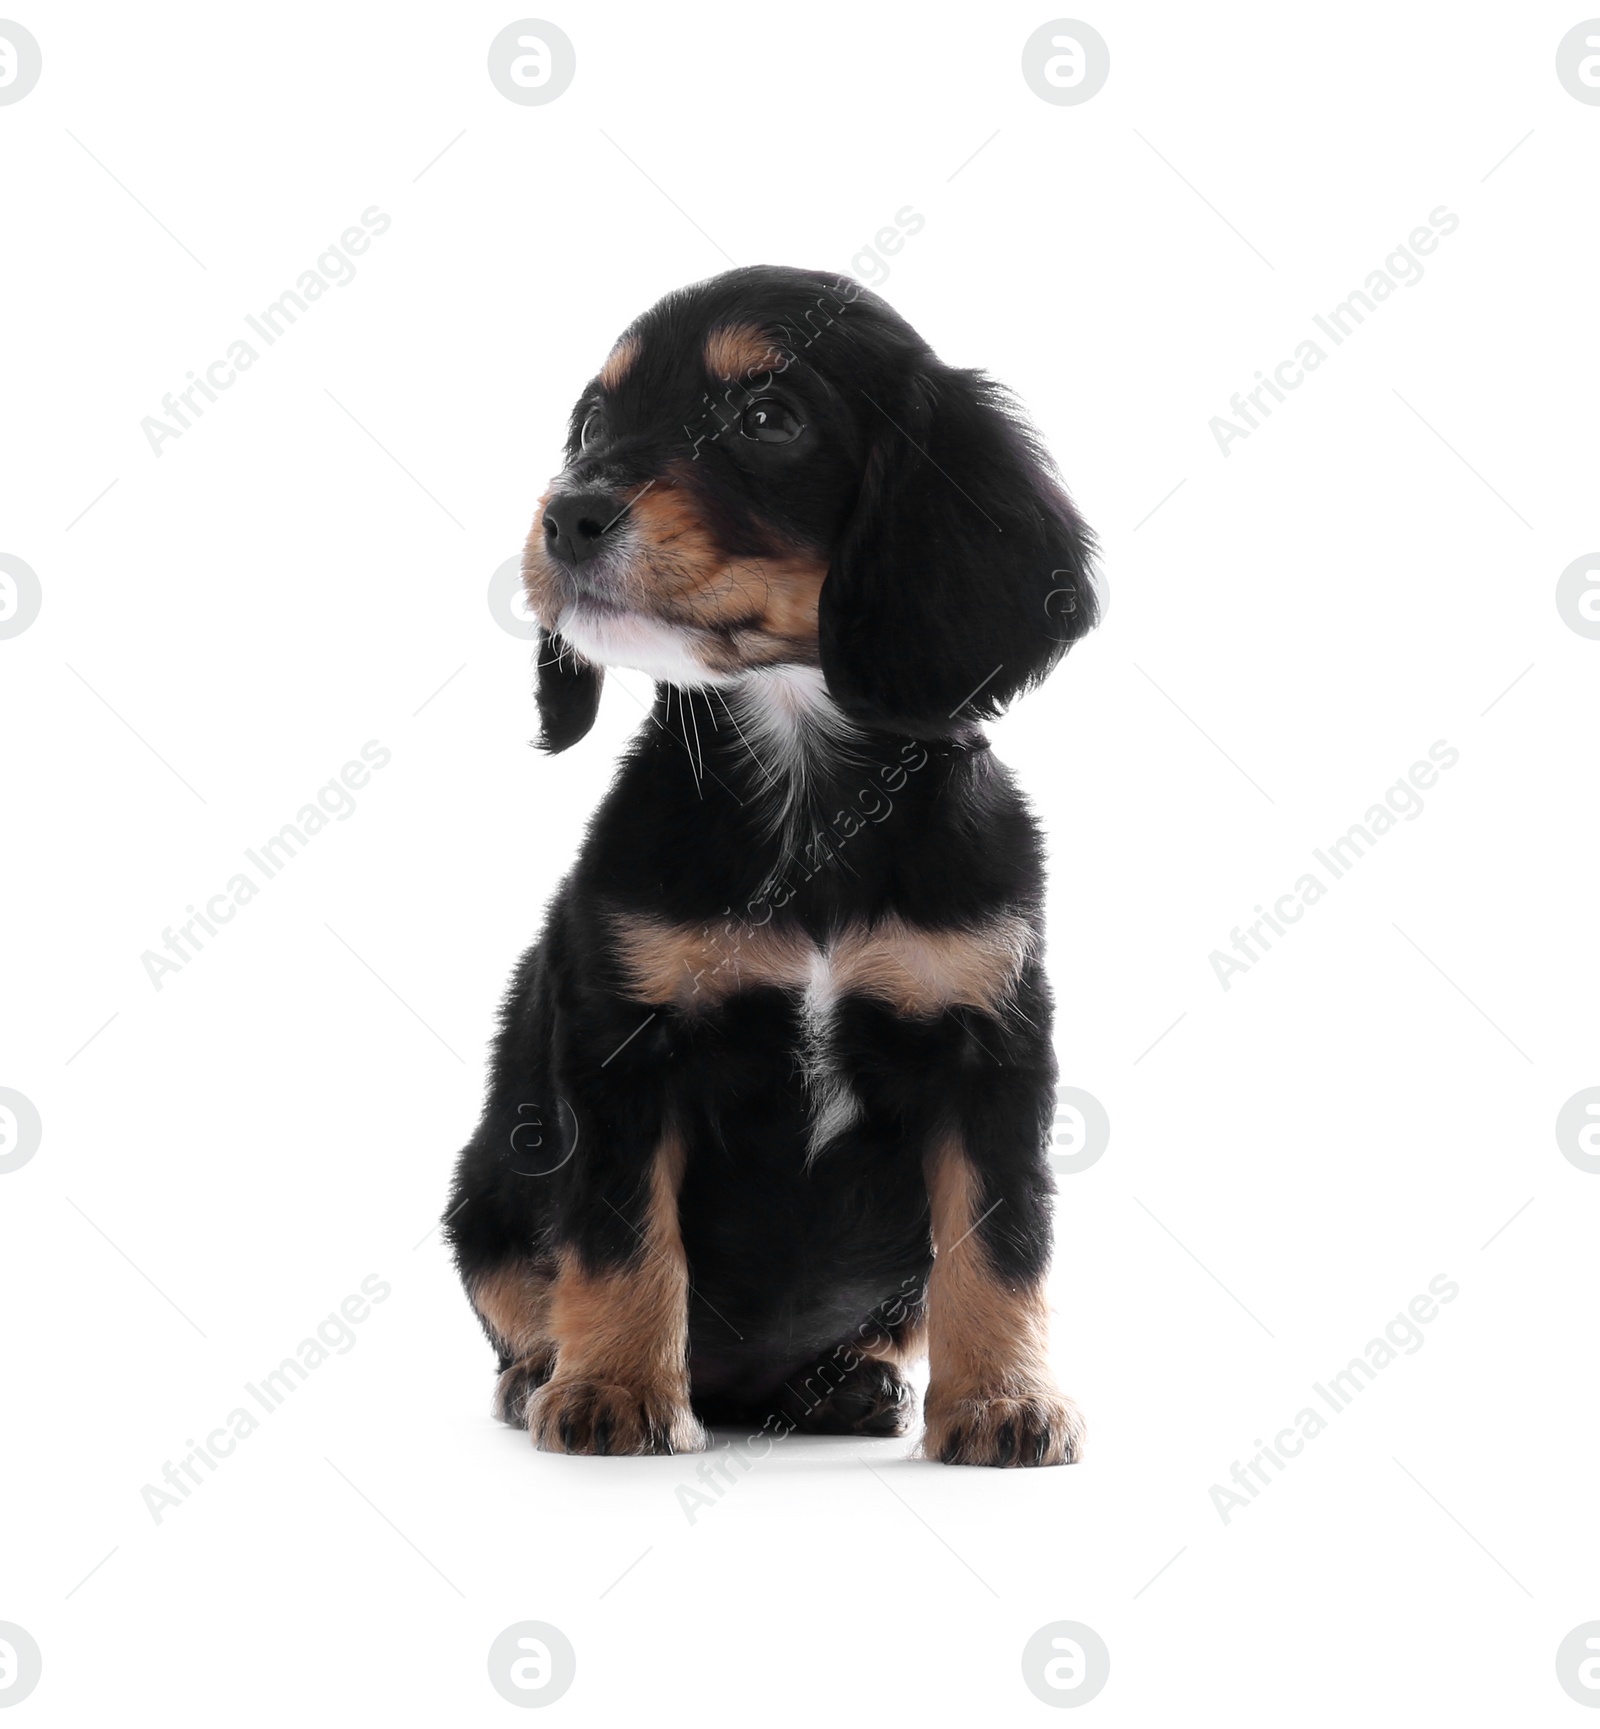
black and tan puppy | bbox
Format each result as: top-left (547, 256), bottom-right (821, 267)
top-left (446, 266), bottom-right (1098, 1465)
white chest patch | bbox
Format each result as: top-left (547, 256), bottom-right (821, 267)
top-left (724, 665), bottom-right (860, 847)
top-left (796, 947), bottom-right (861, 1162)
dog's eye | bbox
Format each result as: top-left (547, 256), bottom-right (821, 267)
top-left (579, 409), bottom-right (604, 449)
top-left (740, 399), bottom-right (803, 444)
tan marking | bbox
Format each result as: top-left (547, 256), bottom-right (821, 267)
top-left (690, 551), bottom-right (825, 673)
top-left (920, 1137), bottom-right (1083, 1465)
top-left (609, 475), bottom-right (827, 669)
top-left (472, 1261), bottom-right (559, 1423)
top-left (470, 1261), bottom-right (555, 1360)
top-left (610, 911), bottom-right (1031, 1016)
top-left (598, 332), bottom-right (641, 391)
top-left (862, 1327), bottom-right (926, 1370)
top-left (612, 913), bottom-right (814, 1007)
top-left (624, 480), bottom-right (732, 611)
top-left (527, 1132), bottom-right (706, 1454)
top-left (703, 323), bottom-right (784, 381)
top-left (854, 1306), bottom-right (927, 1369)
top-left (521, 463), bottom-right (825, 672)
top-left (522, 486), bottom-right (563, 629)
top-left (831, 914), bottom-right (1033, 1017)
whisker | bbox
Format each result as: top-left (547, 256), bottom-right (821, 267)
top-left (713, 688), bottom-right (779, 790)
top-left (685, 687), bottom-right (705, 781)
top-left (675, 687), bottom-right (704, 798)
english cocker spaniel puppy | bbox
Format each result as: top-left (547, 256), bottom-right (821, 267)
top-left (446, 265), bottom-right (1098, 1465)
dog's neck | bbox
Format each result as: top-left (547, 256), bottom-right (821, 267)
top-left (641, 664), bottom-right (991, 917)
top-left (644, 665), bottom-right (859, 864)
top-left (725, 666), bottom-right (856, 792)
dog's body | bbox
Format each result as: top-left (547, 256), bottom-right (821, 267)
top-left (447, 266), bottom-right (1097, 1464)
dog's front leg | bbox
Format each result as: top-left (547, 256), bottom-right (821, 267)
top-left (921, 1131), bottom-right (1085, 1468)
top-left (528, 1126), bottom-right (707, 1457)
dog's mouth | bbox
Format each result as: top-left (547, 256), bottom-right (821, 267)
top-left (524, 474), bottom-right (827, 685)
top-left (561, 585), bottom-right (628, 618)
top-left (523, 517), bottom-right (640, 624)
top-left (554, 590), bottom-right (731, 686)
top-left (525, 508), bottom-right (724, 681)
top-left (542, 549), bottom-right (682, 639)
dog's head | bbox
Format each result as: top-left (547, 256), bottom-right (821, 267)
top-left (525, 265), bottom-right (1098, 749)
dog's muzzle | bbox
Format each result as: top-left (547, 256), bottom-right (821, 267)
top-left (542, 488), bottom-right (625, 570)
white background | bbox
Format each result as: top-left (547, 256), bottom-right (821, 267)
top-left (3, 1), bottom-right (1598, 1721)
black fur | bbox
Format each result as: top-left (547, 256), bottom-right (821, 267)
top-left (446, 265), bottom-right (1097, 1455)
top-left (533, 627), bottom-right (603, 753)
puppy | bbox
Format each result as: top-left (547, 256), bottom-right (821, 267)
top-left (446, 265), bottom-right (1098, 1465)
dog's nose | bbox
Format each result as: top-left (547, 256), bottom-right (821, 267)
top-left (542, 490), bottom-right (621, 569)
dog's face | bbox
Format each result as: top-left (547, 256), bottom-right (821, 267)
top-left (525, 283), bottom-right (860, 687)
top-left (525, 265), bottom-right (1096, 747)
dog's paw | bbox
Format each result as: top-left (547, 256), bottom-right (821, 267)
top-left (782, 1356), bottom-right (915, 1437)
top-left (493, 1351), bottom-right (556, 1428)
top-left (527, 1377), bottom-right (708, 1457)
top-left (920, 1388), bottom-right (1085, 1467)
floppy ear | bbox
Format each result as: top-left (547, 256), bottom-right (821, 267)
top-left (818, 368), bottom-right (1097, 735)
top-left (534, 628), bottom-right (603, 752)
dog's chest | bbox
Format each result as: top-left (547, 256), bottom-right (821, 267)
top-left (609, 911), bottom-right (1031, 1020)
